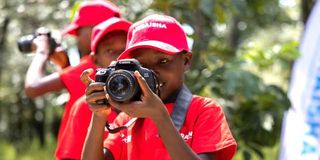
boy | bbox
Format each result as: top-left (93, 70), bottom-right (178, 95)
top-left (55, 17), bottom-right (131, 160)
top-left (81, 14), bottom-right (237, 160)
top-left (23, 1), bottom-right (122, 159)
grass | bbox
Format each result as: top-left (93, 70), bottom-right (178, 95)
top-left (233, 143), bottom-right (280, 160)
top-left (0, 134), bottom-right (56, 160)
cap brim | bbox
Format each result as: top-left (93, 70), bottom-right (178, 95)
top-left (62, 23), bottom-right (79, 36)
top-left (117, 40), bottom-right (181, 60)
top-left (91, 19), bottom-right (131, 53)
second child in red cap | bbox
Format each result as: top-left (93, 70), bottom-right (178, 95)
top-left (81, 14), bottom-right (237, 160)
top-left (55, 17), bottom-right (132, 160)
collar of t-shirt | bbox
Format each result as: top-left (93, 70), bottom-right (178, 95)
top-left (165, 103), bottom-right (175, 115)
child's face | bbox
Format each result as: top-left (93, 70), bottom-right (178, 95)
top-left (76, 26), bottom-right (93, 56)
top-left (95, 31), bottom-right (127, 67)
top-left (131, 48), bottom-right (192, 102)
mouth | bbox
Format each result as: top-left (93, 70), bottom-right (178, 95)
top-left (157, 82), bottom-right (165, 97)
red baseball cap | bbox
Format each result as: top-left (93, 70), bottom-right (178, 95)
top-left (117, 14), bottom-right (190, 60)
top-left (62, 0), bottom-right (121, 36)
top-left (91, 17), bottom-right (132, 53)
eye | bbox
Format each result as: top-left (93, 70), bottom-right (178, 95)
top-left (105, 49), bottom-right (113, 54)
top-left (159, 58), bottom-right (168, 64)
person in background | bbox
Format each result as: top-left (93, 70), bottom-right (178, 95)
top-left (55, 17), bottom-right (131, 160)
top-left (81, 14), bottom-right (237, 160)
top-left (23, 1), bottom-right (122, 159)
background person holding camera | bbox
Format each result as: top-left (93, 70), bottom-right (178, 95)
top-left (81, 14), bottom-right (237, 160)
top-left (17, 27), bottom-right (70, 69)
top-left (55, 17), bottom-right (132, 160)
top-left (23, 1), bottom-right (122, 159)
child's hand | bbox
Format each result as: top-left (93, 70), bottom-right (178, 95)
top-left (81, 69), bottom-right (112, 118)
top-left (33, 35), bottom-right (51, 57)
top-left (80, 69), bottom-right (95, 86)
top-left (108, 71), bottom-right (169, 122)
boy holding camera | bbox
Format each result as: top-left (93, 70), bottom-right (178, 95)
top-left (81, 14), bottom-right (237, 160)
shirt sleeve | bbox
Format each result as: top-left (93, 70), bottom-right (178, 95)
top-left (191, 100), bottom-right (237, 160)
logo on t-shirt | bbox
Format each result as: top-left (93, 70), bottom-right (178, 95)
top-left (180, 131), bottom-right (193, 141)
top-left (122, 135), bottom-right (132, 143)
top-left (121, 131), bottom-right (193, 143)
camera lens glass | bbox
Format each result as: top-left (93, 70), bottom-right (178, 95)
top-left (106, 70), bottom-right (138, 102)
top-left (109, 76), bottom-right (130, 97)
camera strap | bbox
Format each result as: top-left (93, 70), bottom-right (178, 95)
top-left (171, 84), bottom-right (193, 131)
top-left (106, 117), bottom-right (138, 134)
top-left (105, 84), bottom-right (192, 133)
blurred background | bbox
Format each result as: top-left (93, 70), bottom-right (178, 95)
top-left (0, 0), bottom-right (314, 159)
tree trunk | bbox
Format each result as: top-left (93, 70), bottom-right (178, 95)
top-left (0, 17), bottom-right (10, 81)
top-left (228, 16), bottom-right (240, 51)
top-left (191, 9), bottom-right (213, 64)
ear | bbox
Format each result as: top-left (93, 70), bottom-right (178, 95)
top-left (182, 52), bottom-right (192, 71)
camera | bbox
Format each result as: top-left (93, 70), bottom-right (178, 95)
top-left (17, 27), bottom-right (70, 69)
top-left (95, 59), bottom-right (160, 103)
top-left (17, 27), bottom-right (58, 54)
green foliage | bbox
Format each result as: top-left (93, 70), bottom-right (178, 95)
top-left (0, 140), bottom-right (16, 160)
top-left (70, 1), bottom-right (82, 21)
top-left (241, 41), bottom-right (300, 70)
top-left (186, 54), bottom-right (291, 159)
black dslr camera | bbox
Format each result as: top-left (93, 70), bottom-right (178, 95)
top-left (17, 27), bottom-right (58, 54)
top-left (95, 59), bottom-right (160, 103)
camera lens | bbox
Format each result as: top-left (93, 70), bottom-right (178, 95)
top-left (17, 34), bottom-right (36, 53)
top-left (109, 76), bottom-right (130, 96)
top-left (106, 70), bottom-right (138, 102)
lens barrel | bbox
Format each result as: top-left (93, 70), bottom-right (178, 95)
top-left (17, 35), bottom-right (36, 53)
top-left (106, 70), bottom-right (139, 102)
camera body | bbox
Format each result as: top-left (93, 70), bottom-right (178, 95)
top-left (96, 59), bottom-right (159, 103)
top-left (17, 27), bottom-right (58, 54)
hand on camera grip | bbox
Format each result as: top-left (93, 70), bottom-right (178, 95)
top-left (49, 46), bottom-right (69, 69)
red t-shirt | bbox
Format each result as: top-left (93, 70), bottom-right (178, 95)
top-left (55, 55), bottom-right (96, 159)
top-left (104, 95), bottom-right (237, 160)
top-left (56, 95), bottom-right (118, 159)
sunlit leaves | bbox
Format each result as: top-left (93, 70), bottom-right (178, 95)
top-left (241, 41), bottom-right (299, 69)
